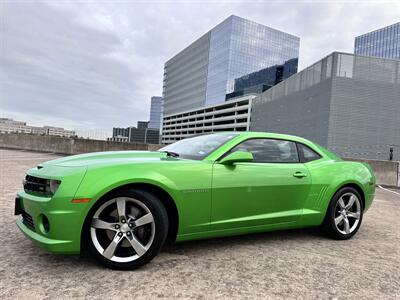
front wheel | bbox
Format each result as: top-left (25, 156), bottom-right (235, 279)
top-left (322, 187), bottom-right (363, 240)
top-left (87, 189), bottom-right (168, 270)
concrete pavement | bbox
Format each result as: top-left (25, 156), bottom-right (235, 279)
top-left (0, 149), bottom-right (399, 299)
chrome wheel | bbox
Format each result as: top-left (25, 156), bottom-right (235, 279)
top-left (90, 197), bottom-right (155, 263)
top-left (334, 192), bottom-right (361, 235)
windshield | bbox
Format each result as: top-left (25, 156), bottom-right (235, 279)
top-left (160, 133), bottom-right (238, 160)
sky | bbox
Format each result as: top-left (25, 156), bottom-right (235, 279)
top-left (1, 0), bottom-right (399, 137)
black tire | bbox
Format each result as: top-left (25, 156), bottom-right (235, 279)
top-left (321, 187), bottom-right (364, 240)
top-left (86, 189), bottom-right (168, 270)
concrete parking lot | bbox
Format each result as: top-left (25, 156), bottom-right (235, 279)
top-left (0, 148), bottom-right (399, 299)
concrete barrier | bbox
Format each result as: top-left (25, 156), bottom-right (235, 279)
top-left (344, 158), bottom-right (399, 188)
top-left (1, 133), bottom-right (398, 187)
top-left (0, 133), bottom-right (162, 155)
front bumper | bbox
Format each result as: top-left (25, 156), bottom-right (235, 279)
top-left (16, 218), bottom-right (74, 253)
top-left (15, 164), bottom-right (90, 254)
top-left (15, 192), bottom-right (87, 254)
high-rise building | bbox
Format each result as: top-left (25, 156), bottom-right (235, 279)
top-left (137, 121), bottom-right (149, 129)
top-left (354, 22), bottom-right (400, 59)
top-left (250, 52), bottom-right (400, 161)
top-left (226, 58), bottom-right (298, 100)
top-left (109, 121), bottom-right (160, 144)
top-left (148, 96), bottom-right (163, 131)
top-left (162, 15), bottom-right (299, 115)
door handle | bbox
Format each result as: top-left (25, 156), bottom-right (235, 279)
top-left (293, 171), bottom-right (307, 178)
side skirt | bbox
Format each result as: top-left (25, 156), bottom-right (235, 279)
top-left (175, 221), bottom-right (300, 242)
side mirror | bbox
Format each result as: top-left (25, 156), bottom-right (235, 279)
top-left (219, 151), bottom-right (254, 165)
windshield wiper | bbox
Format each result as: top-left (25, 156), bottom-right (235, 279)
top-left (159, 150), bottom-right (180, 158)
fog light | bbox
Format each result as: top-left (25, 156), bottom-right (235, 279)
top-left (39, 214), bottom-right (50, 234)
top-left (43, 215), bottom-right (50, 233)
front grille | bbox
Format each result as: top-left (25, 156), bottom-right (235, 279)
top-left (22, 211), bottom-right (35, 229)
top-left (24, 175), bottom-right (48, 195)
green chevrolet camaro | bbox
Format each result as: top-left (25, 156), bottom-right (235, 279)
top-left (15, 132), bottom-right (375, 269)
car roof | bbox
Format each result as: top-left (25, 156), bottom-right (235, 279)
top-left (210, 131), bottom-right (313, 144)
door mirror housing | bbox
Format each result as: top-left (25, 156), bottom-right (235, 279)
top-left (219, 151), bottom-right (254, 165)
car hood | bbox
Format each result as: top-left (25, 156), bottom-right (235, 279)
top-left (41, 151), bottom-right (175, 167)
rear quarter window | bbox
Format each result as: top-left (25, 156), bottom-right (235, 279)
top-left (297, 143), bottom-right (321, 163)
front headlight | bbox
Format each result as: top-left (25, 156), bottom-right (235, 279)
top-left (48, 179), bottom-right (61, 195)
top-left (23, 175), bottom-right (62, 197)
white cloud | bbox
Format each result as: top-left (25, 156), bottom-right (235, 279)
top-left (1, 0), bottom-right (399, 134)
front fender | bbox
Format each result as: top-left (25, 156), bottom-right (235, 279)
top-left (73, 161), bottom-right (213, 237)
top-left (75, 166), bottom-right (179, 206)
top-left (72, 164), bottom-right (180, 223)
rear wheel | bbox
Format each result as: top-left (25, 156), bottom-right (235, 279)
top-left (322, 187), bottom-right (363, 240)
top-left (87, 189), bottom-right (168, 270)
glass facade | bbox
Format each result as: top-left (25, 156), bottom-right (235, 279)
top-left (205, 15), bottom-right (300, 106)
top-left (163, 33), bottom-right (211, 115)
top-left (163, 15), bottom-right (299, 115)
top-left (148, 96), bottom-right (163, 131)
top-left (354, 22), bottom-right (400, 59)
top-left (226, 58), bottom-right (298, 100)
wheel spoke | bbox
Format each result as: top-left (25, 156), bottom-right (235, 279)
top-left (103, 233), bottom-right (123, 259)
top-left (91, 218), bottom-right (116, 230)
top-left (126, 233), bottom-right (147, 256)
top-left (116, 198), bottom-right (126, 219)
top-left (347, 212), bottom-right (360, 219)
top-left (335, 215), bottom-right (344, 225)
top-left (134, 213), bottom-right (154, 227)
top-left (343, 218), bottom-right (350, 234)
top-left (338, 198), bottom-right (346, 209)
top-left (346, 195), bottom-right (356, 209)
top-left (91, 196), bottom-right (156, 262)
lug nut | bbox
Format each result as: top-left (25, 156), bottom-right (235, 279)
top-left (126, 231), bottom-right (131, 236)
top-left (115, 224), bottom-right (120, 229)
top-left (118, 232), bottom-right (123, 237)
top-left (121, 219), bottom-right (126, 223)
top-left (128, 223), bottom-right (133, 228)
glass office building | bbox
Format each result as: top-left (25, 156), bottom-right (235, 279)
top-left (226, 58), bottom-right (298, 100)
top-left (148, 96), bottom-right (163, 131)
top-left (163, 15), bottom-right (299, 115)
top-left (354, 22), bottom-right (400, 59)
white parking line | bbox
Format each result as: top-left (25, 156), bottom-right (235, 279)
top-left (378, 185), bottom-right (400, 196)
top-left (374, 199), bottom-right (393, 204)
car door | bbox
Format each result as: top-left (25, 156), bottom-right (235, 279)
top-left (211, 138), bottom-right (312, 231)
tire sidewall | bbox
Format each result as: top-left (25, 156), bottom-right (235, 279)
top-left (86, 189), bottom-right (169, 270)
top-left (325, 187), bottom-right (364, 240)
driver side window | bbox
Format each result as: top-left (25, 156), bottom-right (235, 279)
top-left (231, 138), bottom-right (299, 163)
